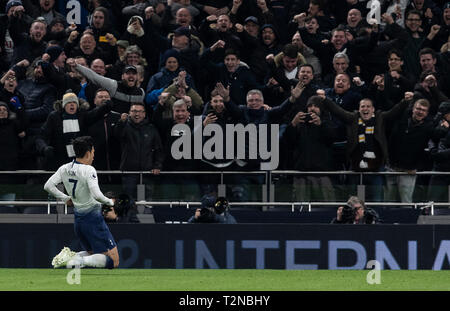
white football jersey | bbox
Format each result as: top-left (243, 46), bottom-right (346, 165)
top-left (44, 160), bottom-right (114, 212)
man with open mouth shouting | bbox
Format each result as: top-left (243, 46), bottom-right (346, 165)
top-left (318, 90), bottom-right (414, 202)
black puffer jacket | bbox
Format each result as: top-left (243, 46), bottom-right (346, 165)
top-left (113, 117), bottom-right (164, 171)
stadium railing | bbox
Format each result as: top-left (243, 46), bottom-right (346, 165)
top-left (1, 170), bottom-right (449, 215)
top-left (0, 199), bottom-right (445, 215)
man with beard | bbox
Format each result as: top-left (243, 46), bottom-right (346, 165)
top-left (281, 64), bottom-right (319, 125)
top-left (45, 17), bottom-right (69, 46)
top-left (284, 95), bottom-right (337, 202)
top-left (259, 24), bottom-right (283, 56)
top-left (107, 44), bottom-right (148, 83)
top-left (9, 17), bottom-right (48, 65)
top-left (75, 63), bottom-right (145, 114)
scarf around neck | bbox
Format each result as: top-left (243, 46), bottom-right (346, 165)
top-left (357, 115), bottom-right (376, 169)
top-left (62, 112), bottom-right (80, 158)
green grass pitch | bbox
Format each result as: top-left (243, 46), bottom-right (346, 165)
top-left (1, 269), bottom-right (450, 291)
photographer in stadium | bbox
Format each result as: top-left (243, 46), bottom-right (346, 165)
top-left (103, 191), bottom-right (140, 223)
top-left (188, 195), bottom-right (237, 224)
top-left (331, 195), bottom-right (379, 224)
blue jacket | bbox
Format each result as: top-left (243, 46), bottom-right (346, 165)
top-left (146, 67), bottom-right (195, 94)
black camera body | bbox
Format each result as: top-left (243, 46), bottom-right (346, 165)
top-left (214, 197), bottom-right (229, 214)
top-left (194, 196), bottom-right (231, 223)
top-left (196, 207), bottom-right (217, 223)
top-left (102, 193), bottom-right (134, 217)
top-left (341, 203), bottom-right (356, 223)
top-left (363, 207), bottom-right (379, 224)
top-left (101, 204), bottom-right (113, 215)
top-left (304, 112), bottom-right (313, 122)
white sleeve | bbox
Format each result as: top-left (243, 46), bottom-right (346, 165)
top-left (44, 167), bottom-right (71, 203)
top-left (85, 166), bottom-right (114, 206)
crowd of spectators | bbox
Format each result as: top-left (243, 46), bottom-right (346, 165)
top-left (1, 0), bottom-right (450, 204)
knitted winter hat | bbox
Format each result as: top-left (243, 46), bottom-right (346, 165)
top-left (161, 49), bottom-right (181, 65)
top-left (62, 92), bottom-right (79, 108)
top-left (5, 0), bottom-right (22, 14)
top-left (45, 45), bottom-right (64, 63)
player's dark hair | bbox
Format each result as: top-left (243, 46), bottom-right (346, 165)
top-left (73, 136), bottom-right (94, 158)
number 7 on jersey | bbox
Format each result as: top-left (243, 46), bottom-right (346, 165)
top-left (68, 178), bottom-right (78, 199)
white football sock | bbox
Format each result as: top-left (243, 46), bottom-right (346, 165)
top-left (82, 254), bottom-right (107, 268)
top-left (76, 251), bottom-right (90, 257)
